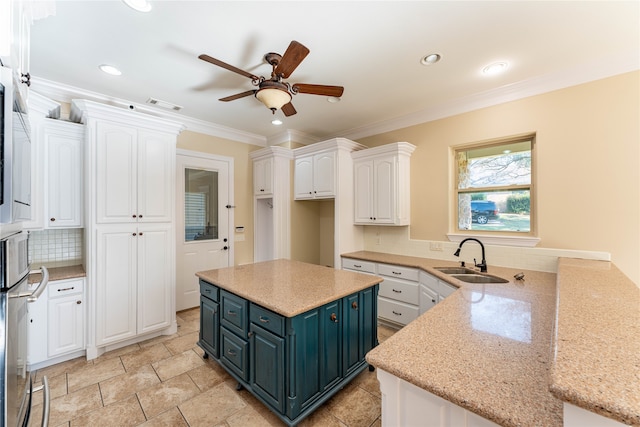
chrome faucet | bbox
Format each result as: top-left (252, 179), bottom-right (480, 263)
top-left (454, 238), bottom-right (487, 273)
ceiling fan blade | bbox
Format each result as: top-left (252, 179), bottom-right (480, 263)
top-left (274, 41), bottom-right (310, 78)
top-left (219, 90), bottom-right (256, 102)
top-left (281, 102), bottom-right (297, 117)
top-left (292, 83), bottom-right (344, 97)
top-left (199, 54), bottom-right (260, 81)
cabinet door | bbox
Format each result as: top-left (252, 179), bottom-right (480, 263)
top-left (199, 295), bottom-right (219, 358)
top-left (313, 151), bottom-right (336, 198)
top-left (354, 160), bottom-right (374, 223)
top-left (250, 324), bottom-right (285, 413)
top-left (320, 300), bottom-right (342, 391)
top-left (96, 227), bottom-right (138, 346)
top-left (27, 285), bottom-right (48, 365)
top-left (373, 156), bottom-right (395, 223)
top-left (343, 293), bottom-right (361, 375)
top-left (253, 158), bottom-right (273, 195)
top-left (96, 122), bottom-right (138, 223)
top-left (137, 224), bottom-right (172, 334)
top-left (47, 128), bottom-right (83, 228)
top-left (137, 130), bottom-right (174, 222)
top-left (294, 156), bottom-right (314, 199)
top-left (419, 284), bottom-right (438, 315)
top-left (48, 293), bottom-right (84, 357)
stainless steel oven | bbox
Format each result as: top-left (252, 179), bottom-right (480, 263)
top-left (1, 231), bottom-right (49, 427)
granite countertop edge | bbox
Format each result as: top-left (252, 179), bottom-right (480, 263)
top-left (343, 250), bottom-right (639, 427)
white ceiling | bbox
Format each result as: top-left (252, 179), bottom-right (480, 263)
top-left (29, 1), bottom-right (639, 145)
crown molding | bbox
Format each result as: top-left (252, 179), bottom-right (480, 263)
top-left (266, 129), bottom-right (321, 147)
top-left (30, 77), bottom-right (268, 147)
top-left (339, 49), bottom-right (640, 141)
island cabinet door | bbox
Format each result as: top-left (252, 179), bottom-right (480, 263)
top-left (287, 300), bottom-right (342, 419)
top-left (249, 323), bottom-right (285, 413)
top-left (199, 295), bottom-right (219, 358)
top-left (343, 287), bottom-right (378, 376)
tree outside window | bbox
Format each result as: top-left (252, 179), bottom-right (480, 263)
top-left (456, 138), bottom-right (533, 234)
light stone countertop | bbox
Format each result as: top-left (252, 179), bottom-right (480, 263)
top-left (550, 258), bottom-right (640, 426)
top-left (344, 251), bottom-right (563, 427)
top-left (29, 264), bottom-right (86, 284)
top-left (345, 251), bottom-right (640, 427)
top-left (195, 259), bottom-right (383, 318)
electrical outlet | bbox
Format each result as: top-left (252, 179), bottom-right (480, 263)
top-left (375, 234), bottom-right (381, 245)
top-left (429, 242), bottom-right (443, 251)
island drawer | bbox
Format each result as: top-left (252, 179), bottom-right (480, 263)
top-left (221, 290), bottom-right (249, 337)
top-left (379, 278), bottom-right (419, 305)
top-left (378, 263), bottom-right (419, 282)
top-left (342, 258), bottom-right (376, 274)
top-left (220, 327), bottom-right (249, 381)
top-left (378, 296), bottom-right (419, 326)
top-left (250, 304), bottom-right (285, 337)
top-left (199, 280), bottom-right (219, 302)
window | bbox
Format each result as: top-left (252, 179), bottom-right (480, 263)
top-left (184, 168), bottom-right (219, 242)
top-left (455, 137), bottom-right (533, 235)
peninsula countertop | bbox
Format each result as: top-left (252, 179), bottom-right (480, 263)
top-left (345, 251), bottom-right (640, 427)
top-left (196, 259), bottom-right (383, 318)
top-left (345, 251), bottom-right (562, 427)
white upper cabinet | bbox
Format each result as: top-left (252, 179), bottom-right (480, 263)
top-left (253, 157), bottom-right (274, 195)
top-left (95, 121), bottom-right (174, 224)
top-left (352, 142), bottom-right (416, 226)
top-left (294, 149), bottom-right (337, 200)
top-left (24, 115), bottom-right (84, 230)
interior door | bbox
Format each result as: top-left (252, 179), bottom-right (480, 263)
top-left (176, 152), bottom-right (232, 311)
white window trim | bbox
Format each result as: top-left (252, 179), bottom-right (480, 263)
top-left (447, 233), bottom-right (540, 247)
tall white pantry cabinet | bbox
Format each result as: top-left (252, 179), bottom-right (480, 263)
top-left (71, 100), bottom-right (185, 359)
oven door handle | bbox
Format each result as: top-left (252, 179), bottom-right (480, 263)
top-left (32, 376), bottom-right (50, 427)
top-left (27, 266), bottom-right (49, 303)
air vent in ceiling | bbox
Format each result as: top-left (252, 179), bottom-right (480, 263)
top-left (146, 97), bottom-right (183, 111)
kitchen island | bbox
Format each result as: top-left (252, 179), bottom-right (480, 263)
top-left (196, 259), bottom-right (382, 426)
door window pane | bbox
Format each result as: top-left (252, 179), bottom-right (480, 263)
top-left (184, 168), bottom-right (218, 242)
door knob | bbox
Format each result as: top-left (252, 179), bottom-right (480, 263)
top-left (223, 246), bottom-right (229, 250)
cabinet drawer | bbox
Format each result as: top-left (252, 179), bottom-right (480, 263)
top-left (250, 304), bottom-right (285, 337)
top-left (199, 280), bottom-right (219, 302)
top-left (377, 263), bottom-right (419, 282)
top-left (48, 278), bottom-right (84, 298)
top-left (378, 296), bottom-right (419, 326)
top-left (221, 291), bottom-right (249, 338)
top-left (342, 258), bottom-right (376, 274)
top-left (379, 278), bottom-right (418, 305)
top-left (220, 327), bottom-right (249, 382)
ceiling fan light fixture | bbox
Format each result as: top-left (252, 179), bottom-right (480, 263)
top-left (255, 87), bottom-right (292, 113)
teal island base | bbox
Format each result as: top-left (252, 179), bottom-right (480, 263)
top-left (197, 279), bottom-right (379, 426)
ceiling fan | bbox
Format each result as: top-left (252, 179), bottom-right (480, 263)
top-left (198, 40), bottom-right (344, 117)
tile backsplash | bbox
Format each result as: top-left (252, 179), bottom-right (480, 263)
top-left (28, 229), bottom-right (84, 267)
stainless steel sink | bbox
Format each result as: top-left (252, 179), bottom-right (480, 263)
top-left (451, 274), bottom-right (509, 284)
top-left (433, 267), bottom-right (478, 275)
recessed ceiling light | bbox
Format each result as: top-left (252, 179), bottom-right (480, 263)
top-left (99, 64), bottom-right (122, 76)
top-left (271, 119), bottom-right (283, 126)
top-left (122, 0), bottom-right (152, 12)
top-left (482, 61), bottom-right (509, 76)
top-left (327, 97), bottom-right (341, 103)
top-left (420, 53), bottom-right (441, 65)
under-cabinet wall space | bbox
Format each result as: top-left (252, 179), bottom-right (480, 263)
top-left (28, 228), bottom-right (84, 267)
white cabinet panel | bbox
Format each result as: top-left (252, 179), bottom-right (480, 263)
top-left (294, 151), bottom-right (336, 200)
top-left (137, 224), bottom-right (172, 334)
top-left (253, 157), bottom-right (274, 195)
top-left (352, 142), bottom-right (415, 225)
top-left (47, 126), bottom-right (83, 228)
top-left (96, 121), bottom-right (138, 223)
top-left (96, 227), bottom-right (138, 346)
top-left (48, 279), bottom-right (84, 357)
top-left (137, 130), bottom-right (174, 222)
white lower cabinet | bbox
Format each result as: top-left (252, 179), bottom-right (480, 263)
top-left (95, 224), bottom-right (173, 347)
top-left (378, 369), bottom-right (499, 427)
top-left (342, 258), bottom-right (420, 327)
top-left (420, 271), bottom-right (458, 314)
top-left (28, 277), bottom-right (85, 369)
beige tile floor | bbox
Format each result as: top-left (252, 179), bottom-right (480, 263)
top-left (29, 308), bottom-right (397, 427)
